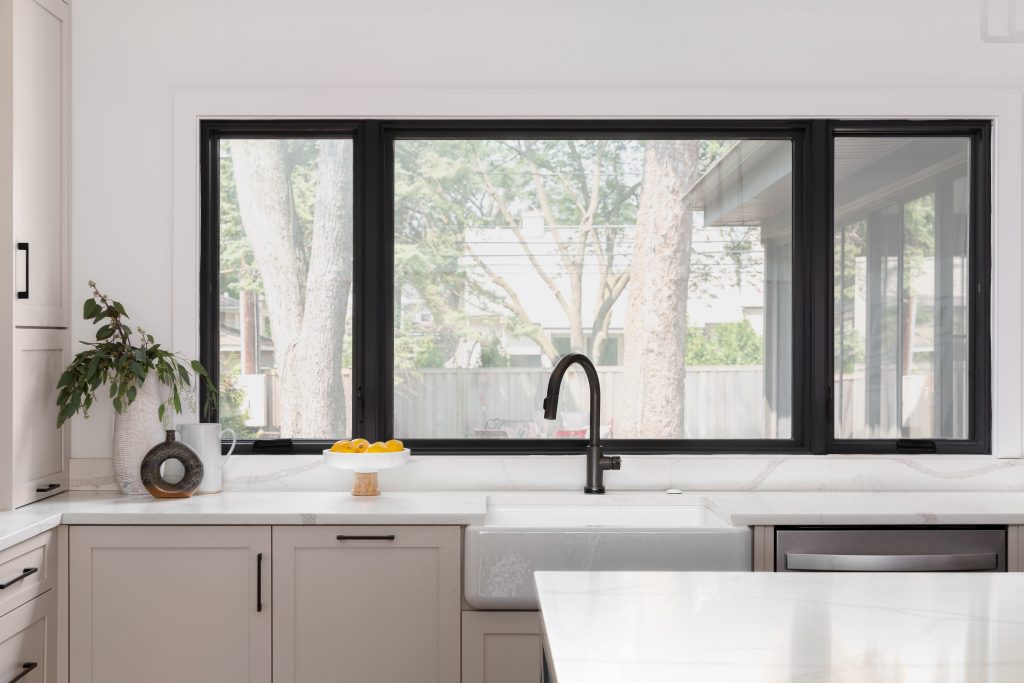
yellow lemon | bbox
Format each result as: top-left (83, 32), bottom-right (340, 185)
top-left (329, 440), bottom-right (354, 453)
top-left (366, 441), bottom-right (387, 453)
top-left (350, 438), bottom-right (370, 453)
top-left (384, 439), bottom-right (404, 452)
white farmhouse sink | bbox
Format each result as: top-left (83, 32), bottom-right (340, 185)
top-left (464, 495), bottom-right (751, 609)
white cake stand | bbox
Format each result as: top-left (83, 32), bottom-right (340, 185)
top-left (322, 449), bottom-right (411, 496)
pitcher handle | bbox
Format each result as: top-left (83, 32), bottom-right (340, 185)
top-left (221, 428), bottom-right (237, 457)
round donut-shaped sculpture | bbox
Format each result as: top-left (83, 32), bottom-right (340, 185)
top-left (140, 430), bottom-right (204, 498)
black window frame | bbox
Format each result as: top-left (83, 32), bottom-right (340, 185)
top-left (199, 118), bottom-right (991, 456)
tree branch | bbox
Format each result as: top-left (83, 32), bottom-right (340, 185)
top-left (466, 249), bottom-right (561, 361)
top-left (475, 158), bottom-right (574, 319)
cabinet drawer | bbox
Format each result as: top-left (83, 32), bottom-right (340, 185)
top-left (0, 591), bottom-right (56, 683)
top-left (13, 329), bottom-right (69, 508)
top-left (0, 532), bottom-right (56, 619)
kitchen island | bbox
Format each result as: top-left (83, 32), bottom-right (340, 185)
top-left (535, 571), bottom-right (1024, 682)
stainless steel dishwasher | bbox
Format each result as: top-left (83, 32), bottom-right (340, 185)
top-left (775, 527), bottom-right (1007, 572)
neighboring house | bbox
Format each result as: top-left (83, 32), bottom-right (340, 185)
top-left (397, 212), bottom-right (768, 370)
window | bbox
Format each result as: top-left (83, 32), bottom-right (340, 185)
top-left (828, 123), bottom-right (990, 453)
top-left (200, 120), bottom-right (990, 455)
top-left (201, 125), bottom-right (356, 442)
top-left (393, 137), bottom-right (792, 441)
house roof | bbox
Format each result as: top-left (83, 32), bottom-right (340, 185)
top-left (682, 136), bottom-right (969, 237)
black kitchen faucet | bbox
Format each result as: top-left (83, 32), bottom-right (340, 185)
top-left (542, 353), bottom-right (621, 494)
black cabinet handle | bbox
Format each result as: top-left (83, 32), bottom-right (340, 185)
top-left (15, 243), bottom-right (28, 300)
top-left (0, 568), bottom-right (37, 590)
top-left (336, 534), bottom-right (396, 541)
top-left (35, 484), bottom-right (59, 493)
top-left (256, 552), bottom-right (263, 613)
top-left (8, 662), bottom-right (37, 683)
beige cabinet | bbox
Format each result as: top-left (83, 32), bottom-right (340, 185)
top-left (10, 0), bottom-right (70, 329)
top-left (1011, 526), bottom-right (1022, 572)
top-left (273, 526), bottom-right (461, 683)
top-left (12, 329), bottom-right (67, 507)
top-left (0, 530), bottom-right (56, 618)
top-left (68, 526), bottom-right (271, 683)
top-left (0, 0), bottom-right (70, 510)
top-left (462, 611), bottom-right (542, 683)
top-left (0, 591), bottom-right (57, 683)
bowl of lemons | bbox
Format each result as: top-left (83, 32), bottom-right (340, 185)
top-left (322, 439), bottom-right (409, 496)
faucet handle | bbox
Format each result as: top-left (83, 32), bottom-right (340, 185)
top-left (601, 456), bottom-right (622, 471)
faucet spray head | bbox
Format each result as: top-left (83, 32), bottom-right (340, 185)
top-left (542, 394), bottom-right (558, 421)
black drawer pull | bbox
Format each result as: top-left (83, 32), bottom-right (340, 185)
top-left (8, 662), bottom-right (37, 683)
top-left (35, 484), bottom-right (59, 493)
top-left (336, 534), bottom-right (395, 541)
top-left (0, 568), bottom-right (37, 589)
top-left (16, 243), bottom-right (28, 300)
top-left (256, 552), bottom-right (263, 613)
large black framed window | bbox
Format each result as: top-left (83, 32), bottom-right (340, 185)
top-left (199, 119), bottom-right (990, 455)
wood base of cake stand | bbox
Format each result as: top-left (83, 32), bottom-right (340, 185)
top-left (352, 472), bottom-right (380, 496)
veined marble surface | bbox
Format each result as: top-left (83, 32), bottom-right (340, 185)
top-left (70, 453), bottom-right (1024, 493)
top-left (0, 488), bottom-right (1021, 555)
top-left (0, 491), bottom-right (487, 546)
top-left (535, 571), bottom-right (1024, 683)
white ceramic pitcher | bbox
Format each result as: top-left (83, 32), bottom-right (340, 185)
top-left (177, 423), bottom-right (237, 494)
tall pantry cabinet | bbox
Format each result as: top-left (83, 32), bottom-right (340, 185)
top-left (0, 0), bottom-right (71, 508)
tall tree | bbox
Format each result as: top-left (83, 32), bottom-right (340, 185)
top-left (231, 139), bottom-right (352, 437)
top-left (395, 139), bottom-right (639, 366)
top-left (619, 140), bottom-right (700, 437)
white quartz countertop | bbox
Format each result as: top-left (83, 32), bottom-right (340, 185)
top-left (535, 570), bottom-right (1024, 683)
top-left (484, 490), bottom-right (1024, 525)
top-left (701, 490), bottom-right (1024, 525)
top-left (0, 491), bottom-right (488, 550)
top-left (0, 489), bottom-right (1020, 554)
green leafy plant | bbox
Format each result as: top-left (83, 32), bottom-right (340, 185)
top-left (56, 281), bottom-right (218, 428)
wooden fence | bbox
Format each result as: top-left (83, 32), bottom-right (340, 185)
top-left (392, 366), bottom-right (769, 439)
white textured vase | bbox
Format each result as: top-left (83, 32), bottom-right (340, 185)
top-left (112, 373), bottom-right (164, 495)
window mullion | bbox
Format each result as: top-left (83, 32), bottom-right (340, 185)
top-left (808, 120), bottom-right (833, 454)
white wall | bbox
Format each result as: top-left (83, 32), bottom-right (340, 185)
top-left (70, 0), bottom-right (1024, 478)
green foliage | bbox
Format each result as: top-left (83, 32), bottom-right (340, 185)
top-left (56, 282), bottom-right (218, 428)
top-left (479, 335), bottom-right (511, 368)
top-left (685, 321), bottom-right (763, 366)
top-left (215, 354), bottom-right (252, 437)
top-left (392, 139), bottom-right (750, 366)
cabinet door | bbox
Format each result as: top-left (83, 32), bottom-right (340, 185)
top-left (13, 328), bottom-right (67, 507)
top-left (69, 526), bottom-right (271, 683)
top-left (0, 591), bottom-right (57, 683)
top-left (462, 611), bottom-right (542, 683)
top-left (273, 526), bottom-right (461, 683)
top-left (12, 0), bottom-right (69, 328)
top-left (1011, 526), bottom-right (1022, 572)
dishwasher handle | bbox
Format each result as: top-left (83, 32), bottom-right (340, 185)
top-left (785, 552), bottom-right (999, 572)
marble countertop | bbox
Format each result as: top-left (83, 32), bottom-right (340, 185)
top-left (535, 570), bottom-right (1024, 682)
top-left (0, 491), bottom-right (489, 550)
top-left (701, 490), bottom-right (1024, 525)
top-left (0, 489), bottom-right (1019, 554)
top-left (483, 490), bottom-right (1024, 525)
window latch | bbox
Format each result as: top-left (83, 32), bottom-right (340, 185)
top-left (252, 438), bottom-right (294, 454)
top-left (895, 439), bottom-right (937, 453)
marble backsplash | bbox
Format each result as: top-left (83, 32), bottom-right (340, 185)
top-left (69, 453), bottom-right (1024, 493)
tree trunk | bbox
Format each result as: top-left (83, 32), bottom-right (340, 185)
top-left (232, 140), bottom-right (353, 438)
top-left (239, 289), bottom-right (258, 375)
top-left (619, 141), bottom-right (699, 437)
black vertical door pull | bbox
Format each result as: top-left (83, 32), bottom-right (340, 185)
top-left (256, 552), bottom-right (263, 612)
top-left (16, 243), bottom-right (28, 300)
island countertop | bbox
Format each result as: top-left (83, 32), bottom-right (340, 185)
top-left (535, 570), bottom-right (1024, 682)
